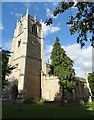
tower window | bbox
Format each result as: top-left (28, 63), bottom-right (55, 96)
top-left (18, 39), bottom-right (21, 47)
top-left (19, 23), bottom-right (23, 34)
top-left (32, 24), bottom-right (37, 34)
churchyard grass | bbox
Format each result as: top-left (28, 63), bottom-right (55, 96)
top-left (2, 102), bottom-right (94, 118)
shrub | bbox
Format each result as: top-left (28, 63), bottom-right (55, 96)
top-left (38, 98), bottom-right (45, 104)
top-left (32, 97), bottom-right (45, 104)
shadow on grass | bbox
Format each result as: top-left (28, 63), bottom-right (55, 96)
top-left (2, 102), bottom-right (94, 119)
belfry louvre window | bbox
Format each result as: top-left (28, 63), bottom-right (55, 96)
top-left (19, 23), bottom-right (23, 34)
top-left (18, 39), bottom-right (21, 47)
top-left (32, 24), bottom-right (37, 34)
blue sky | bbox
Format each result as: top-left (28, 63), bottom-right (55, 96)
top-left (1, 2), bottom-right (92, 77)
top-left (2, 2), bottom-right (78, 46)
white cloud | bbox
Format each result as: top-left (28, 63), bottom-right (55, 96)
top-left (52, 2), bottom-right (58, 7)
top-left (92, 48), bottom-right (94, 72)
top-left (44, 45), bottom-right (53, 63)
top-left (74, 66), bottom-right (85, 78)
top-left (42, 22), bottom-right (60, 37)
top-left (71, 0), bottom-right (78, 9)
top-left (0, 22), bottom-right (4, 30)
top-left (63, 44), bottom-right (92, 77)
top-left (46, 8), bottom-right (58, 19)
top-left (73, 0), bottom-right (77, 6)
top-left (44, 43), bottom-right (92, 78)
top-left (2, 40), bottom-right (12, 50)
top-left (10, 11), bottom-right (22, 18)
top-left (10, 11), bottom-right (13, 15)
top-left (15, 13), bottom-right (22, 17)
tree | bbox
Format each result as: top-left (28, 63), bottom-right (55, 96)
top-left (50, 37), bottom-right (75, 103)
top-left (1, 50), bottom-right (15, 89)
top-left (88, 72), bottom-right (94, 95)
top-left (45, 2), bottom-right (94, 48)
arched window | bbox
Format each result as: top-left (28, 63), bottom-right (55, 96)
top-left (32, 24), bottom-right (37, 34)
top-left (19, 23), bottom-right (23, 34)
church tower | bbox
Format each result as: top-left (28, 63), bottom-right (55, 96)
top-left (9, 9), bottom-right (44, 100)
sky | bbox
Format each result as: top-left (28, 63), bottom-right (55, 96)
top-left (1, 1), bottom-right (93, 78)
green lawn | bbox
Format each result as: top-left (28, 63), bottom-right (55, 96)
top-left (2, 102), bottom-right (94, 118)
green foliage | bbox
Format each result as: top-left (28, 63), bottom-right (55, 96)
top-left (32, 97), bottom-right (40, 104)
top-left (32, 97), bottom-right (45, 104)
top-left (38, 98), bottom-right (45, 104)
top-left (88, 72), bottom-right (94, 95)
top-left (1, 49), bottom-right (15, 89)
top-left (50, 37), bottom-right (75, 94)
top-left (45, 2), bottom-right (94, 48)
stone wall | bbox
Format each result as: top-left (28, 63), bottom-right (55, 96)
top-left (24, 22), bottom-right (42, 100)
top-left (42, 76), bottom-right (59, 101)
top-left (42, 63), bottom-right (90, 102)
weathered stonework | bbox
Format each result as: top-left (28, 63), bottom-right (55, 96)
top-left (8, 9), bottom-right (92, 102)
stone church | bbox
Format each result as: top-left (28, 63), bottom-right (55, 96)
top-left (8, 9), bottom-right (92, 102)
